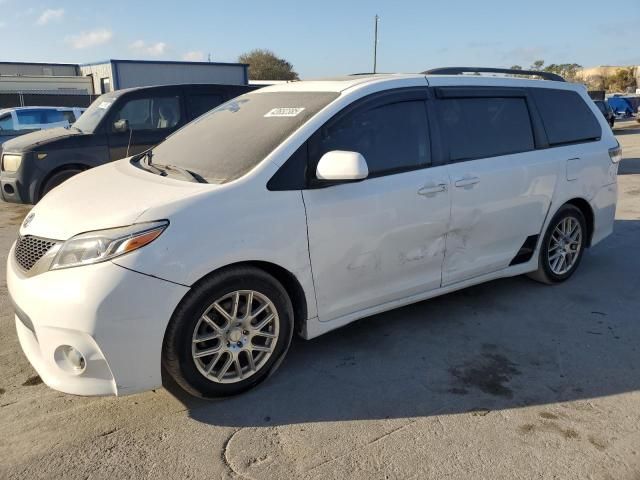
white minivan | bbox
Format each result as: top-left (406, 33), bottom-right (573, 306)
top-left (7, 68), bottom-right (620, 398)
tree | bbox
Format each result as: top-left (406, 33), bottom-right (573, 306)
top-left (543, 63), bottom-right (582, 82)
top-left (238, 49), bottom-right (299, 81)
top-left (530, 60), bottom-right (545, 71)
top-left (604, 68), bottom-right (637, 93)
top-left (510, 65), bottom-right (523, 70)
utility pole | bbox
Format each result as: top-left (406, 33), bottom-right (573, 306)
top-left (373, 14), bottom-right (380, 73)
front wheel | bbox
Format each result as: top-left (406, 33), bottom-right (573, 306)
top-left (162, 266), bottom-right (294, 398)
top-left (528, 204), bottom-right (587, 284)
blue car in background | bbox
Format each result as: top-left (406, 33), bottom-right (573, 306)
top-left (606, 96), bottom-right (639, 120)
top-left (0, 106), bottom-right (85, 144)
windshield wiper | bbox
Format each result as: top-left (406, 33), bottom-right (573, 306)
top-left (139, 150), bottom-right (166, 176)
top-left (162, 164), bottom-right (208, 183)
top-left (135, 150), bottom-right (206, 183)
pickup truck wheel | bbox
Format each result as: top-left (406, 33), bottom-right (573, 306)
top-left (162, 266), bottom-right (294, 398)
top-left (40, 169), bottom-right (83, 200)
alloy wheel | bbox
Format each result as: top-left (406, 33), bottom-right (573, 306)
top-left (191, 290), bottom-right (280, 384)
top-left (547, 217), bottom-right (582, 275)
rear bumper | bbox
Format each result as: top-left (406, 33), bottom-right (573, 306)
top-left (7, 245), bottom-right (189, 396)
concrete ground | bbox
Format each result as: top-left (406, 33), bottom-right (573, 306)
top-left (1, 126), bottom-right (640, 480)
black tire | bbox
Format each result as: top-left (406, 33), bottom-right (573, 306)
top-left (528, 204), bottom-right (587, 285)
top-left (162, 266), bottom-right (294, 398)
top-left (40, 169), bottom-right (82, 200)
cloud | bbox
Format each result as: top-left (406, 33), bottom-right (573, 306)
top-left (36, 8), bottom-right (64, 25)
top-left (182, 51), bottom-right (205, 61)
top-left (66, 28), bottom-right (112, 49)
top-left (130, 40), bottom-right (167, 56)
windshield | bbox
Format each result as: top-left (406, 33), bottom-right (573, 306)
top-left (73, 92), bottom-right (119, 132)
top-left (143, 91), bottom-right (339, 183)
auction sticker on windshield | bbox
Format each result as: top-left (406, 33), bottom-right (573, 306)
top-left (264, 107), bottom-right (305, 117)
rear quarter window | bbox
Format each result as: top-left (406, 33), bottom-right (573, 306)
top-left (532, 89), bottom-right (601, 146)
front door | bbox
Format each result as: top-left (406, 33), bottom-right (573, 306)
top-left (107, 94), bottom-right (183, 161)
top-left (302, 90), bottom-right (451, 323)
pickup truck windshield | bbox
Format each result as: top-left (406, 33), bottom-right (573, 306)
top-left (144, 91), bottom-right (339, 183)
top-left (73, 93), bottom-right (119, 133)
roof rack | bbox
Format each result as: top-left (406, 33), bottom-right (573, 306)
top-left (423, 67), bottom-right (565, 82)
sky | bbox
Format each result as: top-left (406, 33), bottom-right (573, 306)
top-left (1, 0), bottom-right (638, 79)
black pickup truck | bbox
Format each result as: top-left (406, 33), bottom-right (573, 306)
top-left (0, 83), bottom-right (257, 204)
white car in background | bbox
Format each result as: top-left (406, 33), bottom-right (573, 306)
top-left (0, 106), bottom-right (85, 143)
top-left (7, 68), bottom-right (620, 399)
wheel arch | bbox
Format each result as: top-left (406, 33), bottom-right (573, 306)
top-left (563, 197), bottom-right (595, 247)
top-left (186, 260), bottom-right (310, 336)
top-left (37, 163), bottom-right (91, 201)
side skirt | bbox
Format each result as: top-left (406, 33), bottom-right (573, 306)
top-left (301, 259), bottom-right (539, 340)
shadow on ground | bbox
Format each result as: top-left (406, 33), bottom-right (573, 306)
top-left (167, 219), bottom-right (640, 428)
top-left (619, 157), bottom-right (640, 175)
top-left (614, 125), bottom-right (640, 136)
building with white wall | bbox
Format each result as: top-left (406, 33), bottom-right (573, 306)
top-left (79, 59), bottom-right (249, 94)
top-left (0, 59), bottom-right (250, 95)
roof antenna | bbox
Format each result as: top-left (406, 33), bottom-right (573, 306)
top-left (373, 15), bottom-right (380, 74)
top-left (208, 53), bottom-right (211, 63)
top-left (126, 127), bottom-right (133, 158)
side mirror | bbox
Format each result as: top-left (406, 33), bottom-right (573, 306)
top-left (316, 150), bottom-right (369, 182)
top-left (113, 118), bottom-right (130, 133)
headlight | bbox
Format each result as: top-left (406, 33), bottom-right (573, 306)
top-left (2, 154), bottom-right (23, 172)
top-left (51, 220), bottom-right (168, 270)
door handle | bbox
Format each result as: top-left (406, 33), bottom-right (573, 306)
top-left (417, 183), bottom-right (447, 196)
top-left (454, 177), bottom-right (480, 188)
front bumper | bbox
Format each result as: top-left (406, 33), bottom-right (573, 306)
top-left (0, 170), bottom-right (27, 204)
top-left (7, 245), bottom-right (189, 396)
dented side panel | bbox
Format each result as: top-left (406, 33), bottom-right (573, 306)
top-left (443, 150), bottom-right (560, 285)
top-left (303, 166), bottom-right (451, 323)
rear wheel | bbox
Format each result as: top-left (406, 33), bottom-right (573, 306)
top-left (528, 204), bottom-right (587, 284)
top-left (162, 266), bottom-right (294, 398)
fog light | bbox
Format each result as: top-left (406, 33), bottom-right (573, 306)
top-left (54, 345), bottom-right (86, 374)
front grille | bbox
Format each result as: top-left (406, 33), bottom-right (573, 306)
top-left (14, 235), bottom-right (57, 271)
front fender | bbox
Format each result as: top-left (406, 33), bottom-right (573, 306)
top-left (112, 186), bottom-right (317, 319)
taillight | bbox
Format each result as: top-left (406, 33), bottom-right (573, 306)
top-left (609, 145), bottom-right (622, 163)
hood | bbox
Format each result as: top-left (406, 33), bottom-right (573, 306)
top-left (20, 159), bottom-right (214, 240)
top-left (1, 127), bottom-right (83, 152)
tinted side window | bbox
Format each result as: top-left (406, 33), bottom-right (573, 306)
top-left (42, 110), bottom-right (66, 123)
top-left (112, 96), bottom-right (181, 131)
top-left (438, 97), bottom-right (534, 162)
top-left (312, 101), bottom-right (430, 176)
top-left (532, 89), bottom-right (601, 145)
top-left (61, 111), bottom-right (77, 123)
top-left (0, 114), bottom-right (14, 130)
top-left (16, 110), bottom-right (45, 125)
top-left (187, 94), bottom-right (224, 120)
